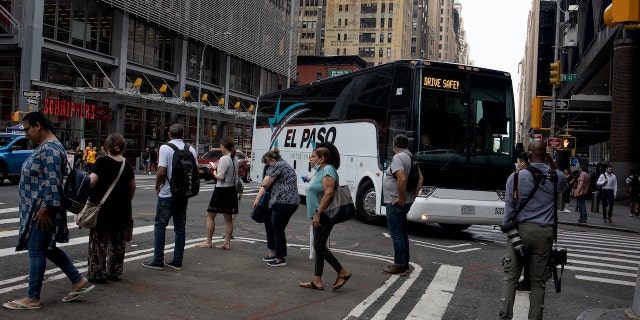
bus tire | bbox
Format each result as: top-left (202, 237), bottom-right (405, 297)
top-left (439, 224), bottom-right (471, 232)
top-left (356, 180), bottom-right (385, 225)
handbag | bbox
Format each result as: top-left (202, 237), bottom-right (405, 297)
top-left (251, 191), bottom-right (270, 223)
top-left (75, 161), bottom-right (125, 229)
top-left (321, 185), bottom-right (356, 224)
top-left (231, 157), bottom-right (243, 193)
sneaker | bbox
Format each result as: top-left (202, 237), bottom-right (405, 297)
top-left (382, 264), bottom-right (408, 275)
top-left (262, 256), bottom-right (276, 262)
top-left (515, 280), bottom-right (531, 292)
top-left (141, 261), bottom-right (164, 270)
top-left (164, 261), bottom-right (182, 270)
top-left (266, 259), bottom-right (287, 267)
top-left (576, 219), bottom-right (586, 223)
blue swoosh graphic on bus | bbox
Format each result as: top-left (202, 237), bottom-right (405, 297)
top-left (267, 97), bottom-right (308, 149)
top-left (269, 108), bottom-right (309, 149)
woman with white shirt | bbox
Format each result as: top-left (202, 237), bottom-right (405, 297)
top-left (197, 136), bottom-right (239, 250)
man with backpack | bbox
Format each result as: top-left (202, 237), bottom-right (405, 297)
top-left (499, 140), bottom-right (568, 320)
top-left (382, 134), bottom-right (423, 275)
top-left (142, 124), bottom-right (198, 271)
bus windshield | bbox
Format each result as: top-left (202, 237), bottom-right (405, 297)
top-left (417, 68), bottom-right (515, 191)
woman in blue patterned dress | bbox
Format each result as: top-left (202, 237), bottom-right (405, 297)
top-left (2, 112), bottom-right (94, 310)
top-left (253, 149), bottom-right (300, 267)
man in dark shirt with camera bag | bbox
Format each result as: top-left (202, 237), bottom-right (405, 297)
top-left (499, 140), bottom-right (568, 320)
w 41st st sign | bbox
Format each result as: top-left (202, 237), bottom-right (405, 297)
top-left (543, 99), bottom-right (568, 108)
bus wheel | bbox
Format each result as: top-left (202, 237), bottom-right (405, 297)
top-left (439, 224), bottom-right (471, 232)
top-left (356, 180), bottom-right (385, 225)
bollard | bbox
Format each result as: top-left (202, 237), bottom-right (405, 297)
top-left (591, 191), bottom-right (599, 213)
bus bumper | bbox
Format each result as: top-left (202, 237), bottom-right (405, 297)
top-left (407, 193), bottom-right (505, 226)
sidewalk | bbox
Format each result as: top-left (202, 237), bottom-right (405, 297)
top-left (557, 198), bottom-right (640, 234)
top-left (561, 198), bottom-right (640, 320)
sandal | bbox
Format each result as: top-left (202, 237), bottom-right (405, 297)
top-left (196, 242), bottom-right (213, 248)
top-left (332, 271), bottom-right (352, 290)
top-left (299, 281), bottom-right (324, 290)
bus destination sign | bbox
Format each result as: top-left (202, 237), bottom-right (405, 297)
top-left (423, 77), bottom-right (460, 91)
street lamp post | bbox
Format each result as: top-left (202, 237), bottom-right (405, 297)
top-left (195, 32), bottom-right (230, 154)
top-left (196, 44), bottom-right (207, 154)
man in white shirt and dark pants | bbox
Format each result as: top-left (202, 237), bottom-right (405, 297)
top-left (597, 165), bottom-right (618, 223)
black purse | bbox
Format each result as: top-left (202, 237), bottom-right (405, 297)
top-left (251, 191), bottom-right (270, 223)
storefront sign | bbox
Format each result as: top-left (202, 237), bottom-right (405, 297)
top-left (42, 98), bottom-right (112, 121)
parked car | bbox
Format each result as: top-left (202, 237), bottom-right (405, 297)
top-left (197, 148), bottom-right (251, 183)
top-left (0, 133), bottom-right (35, 185)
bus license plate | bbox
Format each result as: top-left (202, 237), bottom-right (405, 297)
top-left (461, 205), bottom-right (475, 215)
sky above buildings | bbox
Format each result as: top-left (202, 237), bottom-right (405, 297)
top-left (459, 0), bottom-right (532, 94)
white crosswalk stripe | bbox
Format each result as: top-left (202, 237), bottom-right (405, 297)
top-left (469, 225), bottom-right (640, 287)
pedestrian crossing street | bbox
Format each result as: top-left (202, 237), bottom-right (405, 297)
top-left (468, 225), bottom-right (640, 287)
top-left (0, 196), bottom-right (638, 319)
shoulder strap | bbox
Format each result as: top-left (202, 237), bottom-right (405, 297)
top-left (514, 166), bottom-right (546, 215)
top-left (166, 143), bottom-right (179, 152)
top-left (98, 160), bottom-right (125, 205)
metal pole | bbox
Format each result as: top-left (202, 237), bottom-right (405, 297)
top-left (550, 0), bottom-right (561, 146)
top-left (287, 0), bottom-right (296, 89)
top-left (196, 43), bottom-right (206, 154)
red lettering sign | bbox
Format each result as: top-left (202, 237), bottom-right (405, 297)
top-left (42, 98), bottom-right (112, 121)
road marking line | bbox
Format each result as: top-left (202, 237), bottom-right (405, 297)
top-left (569, 253), bottom-right (639, 265)
top-left (411, 239), bottom-right (473, 248)
top-left (370, 265), bottom-right (423, 320)
top-left (558, 243), bottom-right (640, 254)
top-left (575, 275), bottom-right (637, 286)
top-left (565, 266), bottom-right (637, 278)
top-left (414, 243), bottom-right (481, 253)
top-left (407, 264), bottom-right (462, 319)
top-left (567, 259), bottom-right (638, 270)
top-left (513, 291), bottom-right (530, 320)
top-left (561, 248), bottom-right (640, 260)
top-left (0, 207), bottom-right (18, 214)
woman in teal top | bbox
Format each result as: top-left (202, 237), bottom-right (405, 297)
top-left (300, 146), bottom-right (352, 291)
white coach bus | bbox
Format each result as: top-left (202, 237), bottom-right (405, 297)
top-left (251, 60), bottom-right (515, 231)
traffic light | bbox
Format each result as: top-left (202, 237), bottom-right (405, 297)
top-left (549, 60), bottom-right (561, 86)
top-left (531, 96), bottom-right (543, 129)
top-left (563, 137), bottom-right (576, 149)
top-left (603, 0), bottom-right (640, 28)
top-left (11, 111), bottom-right (23, 122)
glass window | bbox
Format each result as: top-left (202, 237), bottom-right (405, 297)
top-left (57, 0), bottom-right (72, 43)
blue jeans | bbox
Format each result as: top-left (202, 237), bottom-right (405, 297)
top-left (265, 203), bottom-right (298, 259)
top-left (386, 203), bottom-right (411, 266)
top-left (153, 196), bottom-right (188, 264)
top-left (27, 222), bottom-right (83, 299)
top-left (577, 195), bottom-right (588, 221)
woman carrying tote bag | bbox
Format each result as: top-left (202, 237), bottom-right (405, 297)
top-left (299, 145), bottom-right (352, 291)
top-left (86, 134), bottom-right (136, 284)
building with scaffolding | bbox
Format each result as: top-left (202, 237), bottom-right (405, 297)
top-left (0, 0), bottom-right (296, 160)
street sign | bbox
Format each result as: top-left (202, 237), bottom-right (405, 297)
top-left (22, 91), bottom-right (42, 98)
top-left (561, 74), bottom-right (578, 82)
top-left (542, 99), bottom-right (568, 108)
top-left (547, 137), bottom-right (562, 148)
top-left (25, 98), bottom-right (38, 105)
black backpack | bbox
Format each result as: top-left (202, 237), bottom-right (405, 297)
top-left (629, 175), bottom-right (640, 193)
top-left (402, 150), bottom-right (421, 191)
top-left (62, 168), bottom-right (91, 214)
top-left (166, 143), bottom-right (199, 199)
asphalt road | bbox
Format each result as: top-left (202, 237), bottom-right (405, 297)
top-left (0, 175), bottom-right (637, 319)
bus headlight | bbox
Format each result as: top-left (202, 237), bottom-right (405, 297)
top-left (418, 186), bottom-right (436, 198)
top-left (496, 190), bottom-right (506, 202)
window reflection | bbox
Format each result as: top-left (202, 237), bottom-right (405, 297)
top-left (43, 0), bottom-right (112, 54)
